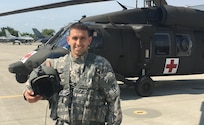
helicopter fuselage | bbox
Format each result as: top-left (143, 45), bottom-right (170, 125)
top-left (8, 4), bottom-right (204, 96)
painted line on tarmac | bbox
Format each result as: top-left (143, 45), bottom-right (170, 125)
top-left (0, 95), bottom-right (22, 99)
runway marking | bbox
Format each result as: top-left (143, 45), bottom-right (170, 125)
top-left (0, 95), bottom-right (22, 99)
top-left (123, 108), bottom-right (161, 118)
top-left (134, 110), bottom-right (147, 115)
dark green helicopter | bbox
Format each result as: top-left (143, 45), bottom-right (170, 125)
top-left (2, 0), bottom-right (204, 96)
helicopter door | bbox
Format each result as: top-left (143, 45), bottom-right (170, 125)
top-left (150, 33), bottom-right (171, 75)
top-left (120, 28), bottom-right (140, 76)
top-left (174, 33), bottom-right (194, 74)
top-left (193, 31), bottom-right (204, 72)
top-left (98, 27), bottom-right (140, 77)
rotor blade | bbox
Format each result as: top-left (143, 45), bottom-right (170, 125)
top-left (0, 0), bottom-right (112, 16)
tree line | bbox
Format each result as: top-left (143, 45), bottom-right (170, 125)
top-left (0, 26), bottom-right (55, 40)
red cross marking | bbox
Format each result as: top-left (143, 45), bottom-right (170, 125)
top-left (21, 52), bottom-right (33, 60)
top-left (24, 53), bottom-right (32, 58)
top-left (166, 60), bottom-right (177, 72)
top-left (20, 51), bottom-right (37, 63)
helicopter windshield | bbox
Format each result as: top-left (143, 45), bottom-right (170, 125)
top-left (43, 24), bottom-right (103, 52)
top-left (45, 26), bottom-right (70, 50)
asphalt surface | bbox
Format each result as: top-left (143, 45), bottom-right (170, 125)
top-left (1, 42), bottom-right (204, 125)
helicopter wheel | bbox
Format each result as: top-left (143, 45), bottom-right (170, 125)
top-left (135, 76), bottom-right (154, 97)
top-left (16, 74), bottom-right (28, 83)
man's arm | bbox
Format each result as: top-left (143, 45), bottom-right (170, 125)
top-left (107, 94), bottom-right (122, 125)
top-left (105, 77), bottom-right (122, 125)
top-left (97, 57), bottom-right (122, 125)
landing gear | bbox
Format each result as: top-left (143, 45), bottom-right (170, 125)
top-left (135, 76), bottom-right (154, 97)
top-left (115, 74), bottom-right (154, 97)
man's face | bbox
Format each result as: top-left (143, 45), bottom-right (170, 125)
top-left (67, 28), bottom-right (92, 58)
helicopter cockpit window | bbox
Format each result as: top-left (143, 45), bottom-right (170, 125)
top-left (46, 27), bottom-right (70, 50)
top-left (89, 29), bottom-right (103, 52)
top-left (153, 33), bottom-right (170, 56)
top-left (176, 34), bottom-right (192, 56)
top-left (54, 29), bottom-right (69, 50)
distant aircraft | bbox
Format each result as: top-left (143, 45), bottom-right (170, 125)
top-left (0, 36), bottom-right (6, 42)
top-left (32, 28), bottom-right (51, 43)
top-left (5, 29), bottom-right (34, 45)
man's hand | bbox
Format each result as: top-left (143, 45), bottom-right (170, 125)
top-left (24, 89), bottom-right (43, 103)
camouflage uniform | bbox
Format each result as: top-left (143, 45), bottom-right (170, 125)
top-left (44, 52), bottom-right (122, 125)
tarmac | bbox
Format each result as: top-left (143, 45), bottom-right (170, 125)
top-left (1, 42), bottom-right (204, 125)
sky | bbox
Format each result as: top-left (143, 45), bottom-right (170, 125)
top-left (0, 0), bottom-right (204, 34)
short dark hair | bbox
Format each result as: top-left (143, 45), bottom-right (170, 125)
top-left (69, 22), bottom-right (89, 34)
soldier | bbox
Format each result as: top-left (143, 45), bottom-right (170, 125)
top-left (23, 22), bottom-right (122, 125)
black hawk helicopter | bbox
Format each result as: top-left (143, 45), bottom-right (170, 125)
top-left (2, 0), bottom-right (204, 96)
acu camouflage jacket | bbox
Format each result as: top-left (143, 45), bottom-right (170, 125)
top-left (47, 52), bottom-right (122, 125)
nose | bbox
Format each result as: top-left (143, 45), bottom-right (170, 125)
top-left (76, 37), bottom-right (84, 45)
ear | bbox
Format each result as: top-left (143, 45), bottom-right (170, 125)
top-left (66, 36), bottom-right (70, 45)
top-left (88, 36), bottom-right (92, 45)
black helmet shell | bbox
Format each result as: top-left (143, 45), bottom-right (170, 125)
top-left (29, 66), bottom-right (61, 99)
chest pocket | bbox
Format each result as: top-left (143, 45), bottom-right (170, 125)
top-left (57, 91), bottom-right (70, 122)
top-left (71, 65), bottom-right (107, 123)
top-left (71, 88), bottom-right (107, 123)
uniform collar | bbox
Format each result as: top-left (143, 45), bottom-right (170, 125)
top-left (70, 51), bottom-right (88, 64)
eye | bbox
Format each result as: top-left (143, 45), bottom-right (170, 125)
top-left (72, 37), bottom-right (78, 41)
top-left (81, 37), bottom-right (86, 41)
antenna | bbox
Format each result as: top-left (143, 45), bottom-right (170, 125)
top-left (136, 0), bottom-right (138, 8)
top-left (116, 1), bottom-right (127, 10)
top-left (144, 0), bottom-right (154, 7)
top-left (144, 0), bottom-right (167, 7)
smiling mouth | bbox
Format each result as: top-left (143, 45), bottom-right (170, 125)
top-left (75, 46), bottom-right (82, 50)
